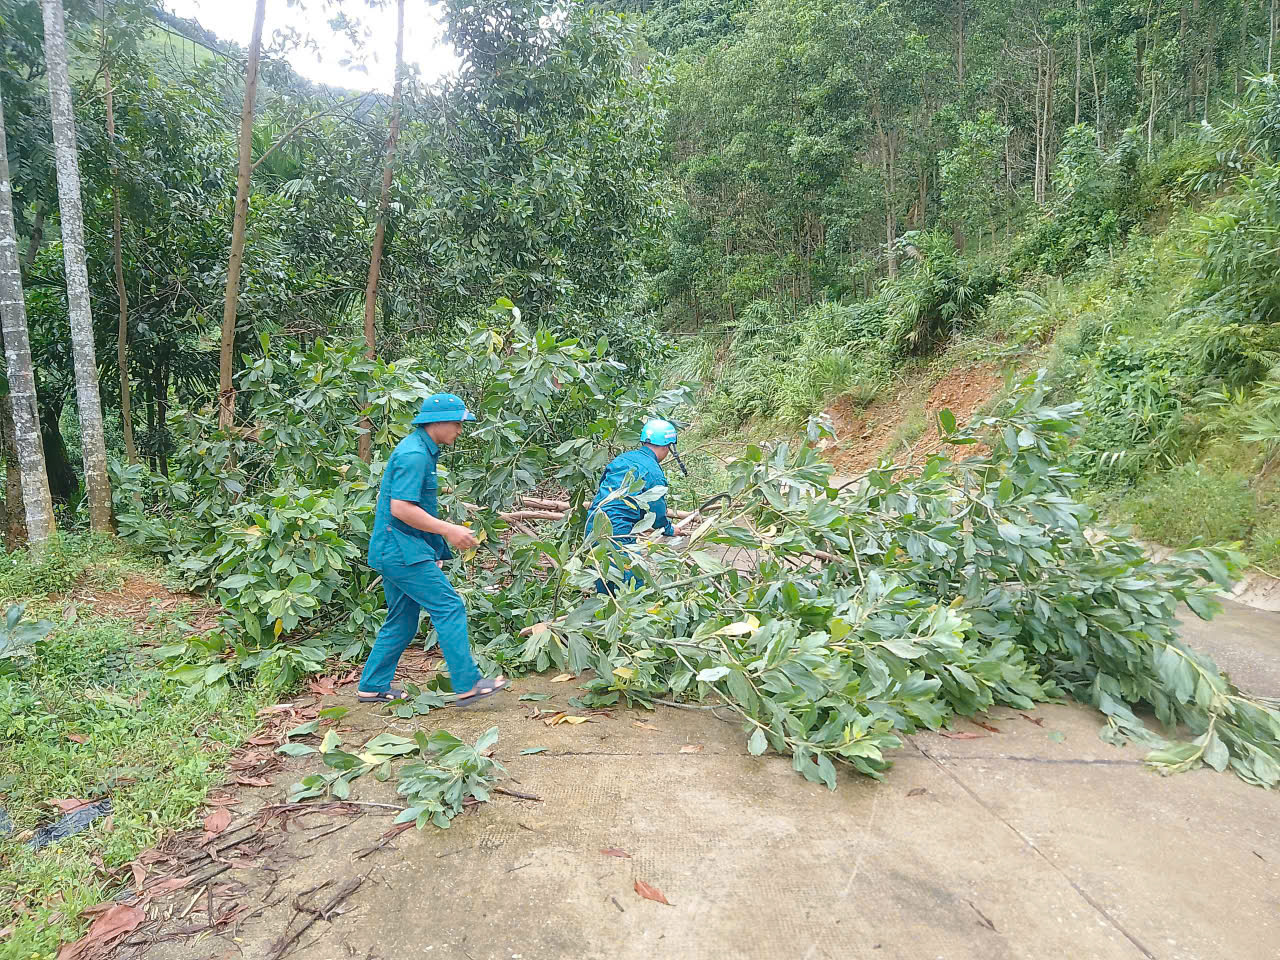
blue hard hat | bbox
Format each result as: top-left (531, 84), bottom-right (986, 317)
top-left (412, 393), bottom-right (477, 425)
top-left (640, 418), bottom-right (678, 446)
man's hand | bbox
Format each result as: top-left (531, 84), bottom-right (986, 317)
top-left (443, 522), bottom-right (479, 551)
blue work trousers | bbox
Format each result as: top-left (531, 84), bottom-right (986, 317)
top-left (593, 536), bottom-right (645, 597)
top-left (360, 560), bottom-right (480, 694)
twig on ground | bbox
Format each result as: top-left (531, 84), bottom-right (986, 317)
top-left (267, 875), bottom-right (364, 960)
top-left (494, 787), bottom-right (542, 802)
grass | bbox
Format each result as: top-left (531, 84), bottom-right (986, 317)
top-left (0, 535), bottom-right (273, 958)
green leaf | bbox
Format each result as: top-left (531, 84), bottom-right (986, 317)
top-left (286, 720), bottom-right (320, 739)
top-left (520, 746), bottom-right (548, 755)
top-left (747, 728), bottom-right (768, 756)
top-left (518, 693), bottom-right (552, 702)
top-left (277, 743), bottom-right (317, 757)
top-left (319, 729), bottom-right (342, 753)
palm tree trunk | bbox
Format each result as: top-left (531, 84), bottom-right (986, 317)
top-left (218, 0), bottom-right (267, 433)
top-left (0, 85), bottom-right (56, 550)
top-left (359, 0), bottom-right (406, 463)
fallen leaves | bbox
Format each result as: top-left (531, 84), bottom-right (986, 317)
top-left (631, 721), bottom-right (659, 731)
top-left (549, 673), bottom-right (574, 683)
top-left (48, 798), bottom-right (95, 813)
top-left (939, 731), bottom-right (985, 740)
top-left (600, 847), bottom-right (632, 858)
top-left (142, 875), bottom-right (196, 898)
top-left (542, 712), bottom-right (593, 726)
top-left (201, 807), bottom-right (232, 845)
top-left (519, 747), bottom-right (548, 755)
top-left (56, 904), bottom-right (143, 960)
top-left (970, 720), bottom-right (1002, 734)
top-left (634, 880), bottom-right (672, 905)
top-left (907, 787), bottom-right (928, 797)
top-left (678, 744), bottom-right (704, 754)
top-left (66, 733), bottom-right (88, 744)
top-left (1020, 713), bottom-right (1045, 727)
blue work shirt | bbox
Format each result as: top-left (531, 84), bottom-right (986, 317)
top-left (368, 429), bottom-right (454, 570)
top-left (586, 447), bottom-right (675, 541)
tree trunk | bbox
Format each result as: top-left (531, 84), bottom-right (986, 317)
top-left (880, 123), bottom-right (898, 277)
top-left (1270, 0), bottom-right (1276, 73)
top-left (105, 61), bottom-right (136, 464)
top-left (22, 204), bottom-right (43, 274)
top-left (1, 71), bottom-right (56, 549)
top-left (1075, 0), bottom-right (1082, 123)
top-left (1, 395), bottom-right (27, 550)
top-left (156, 353), bottom-right (169, 478)
top-left (358, 0), bottom-right (405, 464)
top-left (1089, 31), bottom-right (1104, 143)
top-left (1240, 0), bottom-right (1250, 95)
top-left (43, 0), bottom-right (113, 532)
top-left (1034, 50), bottom-right (1044, 204)
top-left (218, 0), bottom-right (267, 434)
top-left (38, 393), bottom-right (77, 505)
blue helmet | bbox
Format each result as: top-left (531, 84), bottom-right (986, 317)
top-left (412, 393), bottom-right (477, 425)
top-left (640, 418), bottom-right (678, 447)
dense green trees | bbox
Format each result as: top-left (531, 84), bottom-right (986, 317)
top-left (650, 0), bottom-right (1280, 326)
top-left (0, 0), bottom-right (667, 527)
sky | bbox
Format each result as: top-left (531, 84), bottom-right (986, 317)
top-left (162, 0), bottom-right (458, 92)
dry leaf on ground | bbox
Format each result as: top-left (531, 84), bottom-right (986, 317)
top-left (56, 904), bottom-right (143, 960)
top-left (600, 847), bottom-right (632, 858)
top-left (201, 807), bottom-right (232, 844)
top-left (679, 744), bottom-right (703, 754)
top-left (48, 798), bottom-right (94, 813)
top-left (66, 733), bottom-right (88, 744)
top-left (907, 787), bottom-right (927, 797)
top-left (550, 673), bottom-right (573, 683)
top-left (940, 731), bottom-right (985, 740)
top-left (143, 876), bottom-right (196, 898)
top-left (634, 880), bottom-right (671, 905)
top-left (632, 721), bottom-right (659, 731)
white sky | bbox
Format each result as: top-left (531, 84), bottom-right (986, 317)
top-left (162, 0), bottom-right (458, 92)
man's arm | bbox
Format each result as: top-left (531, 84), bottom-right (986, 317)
top-left (648, 468), bottom-right (675, 536)
top-left (390, 499), bottom-right (478, 550)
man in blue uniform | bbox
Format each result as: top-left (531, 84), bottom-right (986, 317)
top-left (357, 393), bottom-right (507, 705)
top-left (585, 418), bottom-right (682, 594)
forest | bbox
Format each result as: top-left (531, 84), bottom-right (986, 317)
top-left (3, 0), bottom-right (1280, 953)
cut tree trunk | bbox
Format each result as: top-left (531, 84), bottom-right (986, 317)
top-left (105, 60), bottom-right (136, 463)
top-left (359, 0), bottom-right (406, 464)
top-left (218, 0), bottom-right (267, 434)
top-left (0, 83), bottom-right (56, 550)
top-left (43, 0), bottom-right (113, 532)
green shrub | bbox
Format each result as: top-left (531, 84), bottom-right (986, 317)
top-left (1124, 463), bottom-right (1256, 547)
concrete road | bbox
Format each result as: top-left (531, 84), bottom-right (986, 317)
top-left (140, 604), bottom-right (1280, 960)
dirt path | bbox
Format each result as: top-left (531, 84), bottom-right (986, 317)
top-left (132, 603), bottom-right (1280, 960)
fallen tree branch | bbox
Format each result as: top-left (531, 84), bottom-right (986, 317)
top-left (267, 875), bottom-right (364, 960)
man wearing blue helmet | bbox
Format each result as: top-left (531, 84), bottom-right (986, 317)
top-left (357, 393), bottom-right (508, 705)
top-left (585, 418), bottom-right (684, 594)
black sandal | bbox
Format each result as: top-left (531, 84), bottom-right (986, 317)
top-left (454, 676), bottom-right (508, 707)
top-left (356, 688), bottom-right (407, 703)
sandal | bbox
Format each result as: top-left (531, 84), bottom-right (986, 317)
top-left (455, 675), bottom-right (508, 706)
top-left (356, 688), bottom-right (407, 703)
